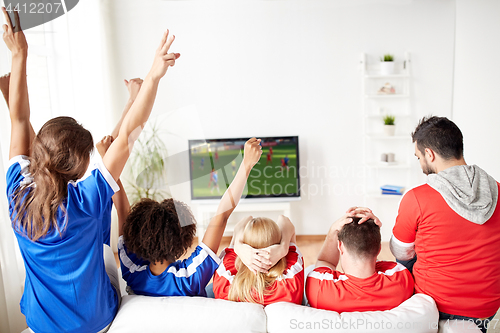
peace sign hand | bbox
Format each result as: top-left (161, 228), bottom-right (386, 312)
top-left (2, 7), bottom-right (27, 56)
top-left (148, 29), bottom-right (180, 81)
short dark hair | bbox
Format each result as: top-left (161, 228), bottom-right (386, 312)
top-left (123, 198), bottom-right (197, 264)
top-left (337, 217), bottom-right (381, 259)
top-left (411, 116), bottom-right (463, 160)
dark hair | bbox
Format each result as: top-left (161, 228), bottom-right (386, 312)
top-left (123, 198), bottom-right (197, 264)
top-left (411, 116), bottom-right (463, 160)
top-left (12, 117), bottom-right (93, 241)
top-left (337, 217), bottom-right (381, 259)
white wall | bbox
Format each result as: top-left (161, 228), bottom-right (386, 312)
top-left (453, 0), bottom-right (500, 180)
top-left (105, 0), bottom-right (456, 238)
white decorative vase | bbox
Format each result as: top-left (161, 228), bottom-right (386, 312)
top-left (380, 61), bottom-right (395, 75)
top-left (384, 125), bottom-right (396, 136)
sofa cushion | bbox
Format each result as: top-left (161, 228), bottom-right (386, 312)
top-left (107, 295), bottom-right (267, 333)
top-left (265, 293), bottom-right (439, 333)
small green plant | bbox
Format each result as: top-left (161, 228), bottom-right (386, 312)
top-left (380, 54), bottom-right (394, 62)
top-left (383, 114), bottom-right (396, 125)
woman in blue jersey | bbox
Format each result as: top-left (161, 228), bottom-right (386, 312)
top-left (3, 8), bottom-right (180, 332)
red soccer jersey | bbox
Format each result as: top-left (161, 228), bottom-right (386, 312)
top-left (306, 261), bottom-right (414, 313)
top-left (213, 244), bottom-right (304, 306)
top-left (392, 183), bottom-right (500, 318)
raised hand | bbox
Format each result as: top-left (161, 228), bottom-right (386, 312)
top-left (96, 135), bottom-right (113, 158)
top-left (2, 7), bottom-right (27, 56)
top-left (0, 72), bottom-right (10, 106)
top-left (124, 78), bottom-right (143, 101)
top-left (148, 30), bottom-right (180, 81)
top-left (329, 214), bottom-right (354, 234)
top-left (346, 206), bottom-right (382, 227)
top-left (243, 138), bottom-right (263, 170)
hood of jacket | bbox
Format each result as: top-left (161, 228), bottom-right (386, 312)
top-left (427, 165), bottom-right (498, 225)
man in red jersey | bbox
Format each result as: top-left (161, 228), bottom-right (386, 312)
top-left (391, 116), bottom-right (500, 333)
top-left (307, 210), bottom-right (414, 313)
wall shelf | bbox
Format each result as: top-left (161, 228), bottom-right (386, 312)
top-left (366, 192), bottom-right (405, 199)
top-left (364, 74), bottom-right (409, 79)
top-left (364, 94), bottom-right (410, 99)
top-left (365, 134), bottom-right (411, 140)
top-left (365, 113), bottom-right (411, 119)
top-left (365, 162), bottom-right (411, 169)
top-left (361, 52), bottom-right (413, 205)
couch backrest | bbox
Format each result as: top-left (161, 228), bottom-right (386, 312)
top-left (265, 293), bottom-right (439, 333)
top-left (107, 295), bottom-right (267, 333)
top-left (107, 293), bottom-right (439, 333)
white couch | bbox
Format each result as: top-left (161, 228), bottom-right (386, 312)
top-left (105, 255), bottom-right (480, 333)
top-left (19, 250), bottom-right (482, 332)
top-left (107, 293), bottom-right (454, 333)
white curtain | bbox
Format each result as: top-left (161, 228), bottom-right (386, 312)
top-left (0, 151), bottom-right (25, 333)
top-left (0, 1), bottom-right (116, 332)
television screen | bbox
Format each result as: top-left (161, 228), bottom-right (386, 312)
top-left (189, 136), bottom-right (300, 201)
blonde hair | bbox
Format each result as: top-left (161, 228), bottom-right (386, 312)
top-left (228, 217), bottom-right (287, 304)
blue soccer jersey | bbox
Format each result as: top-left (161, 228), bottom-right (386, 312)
top-left (6, 156), bottom-right (120, 333)
top-left (118, 236), bottom-right (221, 297)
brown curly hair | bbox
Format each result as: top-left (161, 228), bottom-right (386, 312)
top-left (123, 198), bottom-right (197, 264)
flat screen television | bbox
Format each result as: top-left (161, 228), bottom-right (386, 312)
top-left (189, 136), bottom-right (300, 201)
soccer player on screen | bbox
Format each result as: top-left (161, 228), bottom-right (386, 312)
top-left (210, 168), bottom-right (220, 193)
top-left (266, 152), bottom-right (272, 165)
top-left (232, 160), bottom-right (237, 177)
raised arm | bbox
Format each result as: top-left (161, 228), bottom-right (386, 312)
top-left (102, 30), bottom-right (180, 181)
top-left (0, 72), bottom-right (36, 156)
top-left (110, 78), bottom-right (143, 139)
top-left (202, 138), bottom-right (262, 254)
top-left (96, 136), bottom-right (130, 237)
top-left (2, 8), bottom-right (34, 159)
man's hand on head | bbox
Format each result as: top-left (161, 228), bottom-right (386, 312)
top-left (346, 206), bottom-right (382, 227)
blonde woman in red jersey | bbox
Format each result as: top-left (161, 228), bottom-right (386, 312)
top-left (213, 215), bottom-right (304, 305)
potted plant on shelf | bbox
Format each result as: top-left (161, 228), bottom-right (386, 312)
top-left (383, 114), bottom-right (396, 136)
top-left (380, 54), bottom-right (395, 75)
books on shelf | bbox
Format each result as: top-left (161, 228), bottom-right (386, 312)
top-left (380, 185), bottom-right (405, 195)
